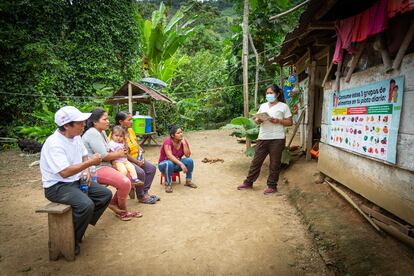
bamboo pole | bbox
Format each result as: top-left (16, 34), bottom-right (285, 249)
top-left (372, 218), bottom-right (414, 248)
top-left (326, 180), bottom-right (381, 232)
top-left (249, 32), bottom-right (259, 110)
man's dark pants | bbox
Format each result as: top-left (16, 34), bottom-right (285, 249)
top-left (45, 181), bottom-right (112, 242)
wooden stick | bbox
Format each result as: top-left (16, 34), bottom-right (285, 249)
top-left (334, 56), bottom-right (342, 92)
top-left (373, 33), bottom-right (392, 72)
top-left (326, 180), bottom-right (382, 232)
top-left (322, 58), bottom-right (334, 87)
top-left (269, 0), bottom-right (310, 20)
top-left (249, 32), bottom-right (259, 110)
top-left (372, 218), bottom-right (414, 248)
top-left (392, 20), bottom-right (414, 70)
top-left (287, 109), bottom-right (306, 148)
top-left (345, 42), bottom-right (366, 83)
top-left (361, 205), bottom-right (411, 235)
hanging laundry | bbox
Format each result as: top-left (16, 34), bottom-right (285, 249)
top-left (388, 0), bottom-right (414, 18)
top-left (333, 0), bottom-right (388, 64)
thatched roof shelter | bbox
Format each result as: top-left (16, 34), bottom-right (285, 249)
top-left (106, 80), bottom-right (174, 106)
top-left (106, 81), bottom-right (175, 141)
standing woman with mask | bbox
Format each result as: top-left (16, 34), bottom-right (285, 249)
top-left (237, 84), bottom-right (293, 194)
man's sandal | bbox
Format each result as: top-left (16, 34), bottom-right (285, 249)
top-left (165, 185), bottom-right (173, 193)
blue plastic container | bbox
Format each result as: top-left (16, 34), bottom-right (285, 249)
top-left (145, 117), bottom-right (153, 133)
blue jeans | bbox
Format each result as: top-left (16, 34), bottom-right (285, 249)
top-left (158, 158), bottom-right (194, 185)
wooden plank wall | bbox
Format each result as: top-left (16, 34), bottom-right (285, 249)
top-left (319, 53), bottom-right (414, 225)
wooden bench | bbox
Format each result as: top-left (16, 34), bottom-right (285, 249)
top-left (36, 202), bottom-right (75, 261)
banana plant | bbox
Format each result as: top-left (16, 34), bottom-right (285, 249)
top-left (223, 116), bottom-right (259, 156)
top-left (18, 103), bottom-right (56, 144)
top-left (137, 3), bottom-right (195, 84)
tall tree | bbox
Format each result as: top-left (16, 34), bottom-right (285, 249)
top-left (242, 0), bottom-right (249, 117)
top-left (242, 0), bottom-right (250, 148)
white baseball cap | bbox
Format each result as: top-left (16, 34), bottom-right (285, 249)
top-left (54, 106), bottom-right (91, 127)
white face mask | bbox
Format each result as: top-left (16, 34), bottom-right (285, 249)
top-left (266, 94), bottom-right (276, 103)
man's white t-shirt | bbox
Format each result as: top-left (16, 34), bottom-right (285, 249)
top-left (257, 101), bottom-right (292, 140)
top-left (40, 130), bottom-right (88, 188)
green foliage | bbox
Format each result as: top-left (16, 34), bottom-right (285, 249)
top-left (0, 0), bottom-right (141, 138)
top-left (1, 0), bottom-right (302, 142)
top-left (138, 2), bottom-right (195, 83)
top-left (18, 103), bottom-right (56, 144)
top-left (223, 116), bottom-right (259, 157)
top-left (224, 116), bottom-right (259, 141)
top-left (167, 48), bottom-right (242, 130)
top-left (228, 0), bottom-right (304, 110)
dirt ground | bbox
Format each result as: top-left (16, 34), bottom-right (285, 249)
top-left (0, 129), bottom-right (327, 276)
top-left (283, 159), bottom-right (414, 275)
top-left (1, 129), bottom-right (413, 275)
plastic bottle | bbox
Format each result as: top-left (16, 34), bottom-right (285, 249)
top-left (90, 166), bottom-right (98, 185)
top-left (137, 150), bottom-right (143, 161)
top-left (79, 171), bottom-right (89, 194)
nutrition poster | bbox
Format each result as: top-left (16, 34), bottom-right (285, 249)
top-left (327, 76), bottom-right (404, 164)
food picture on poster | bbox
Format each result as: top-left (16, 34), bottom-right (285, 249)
top-left (327, 76), bottom-right (404, 164)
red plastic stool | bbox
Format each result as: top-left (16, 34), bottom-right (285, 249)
top-left (160, 172), bottom-right (181, 185)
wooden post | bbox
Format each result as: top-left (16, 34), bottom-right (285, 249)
top-left (345, 42), bottom-right (366, 83)
top-left (373, 33), bottom-right (392, 72)
top-left (334, 52), bottom-right (343, 92)
top-left (150, 101), bottom-right (157, 134)
top-left (280, 66), bottom-right (284, 89)
top-left (392, 21), bottom-right (414, 70)
top-left (321, 58), bottom-right (334, 87)
top-left (242, 0), bottom-right (250, 149)
top-left (128, 82), bottom-right (133, 114)
top-left (306, 60), bottom-right (316, 160)
top-left (249, 32), bottom-right (259, 110)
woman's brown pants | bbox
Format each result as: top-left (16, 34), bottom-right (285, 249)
top-left (243, 139), bottom-right (285, 188)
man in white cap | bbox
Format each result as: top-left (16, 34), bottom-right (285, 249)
top-left (40, 106), bottom-right (112, 256)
